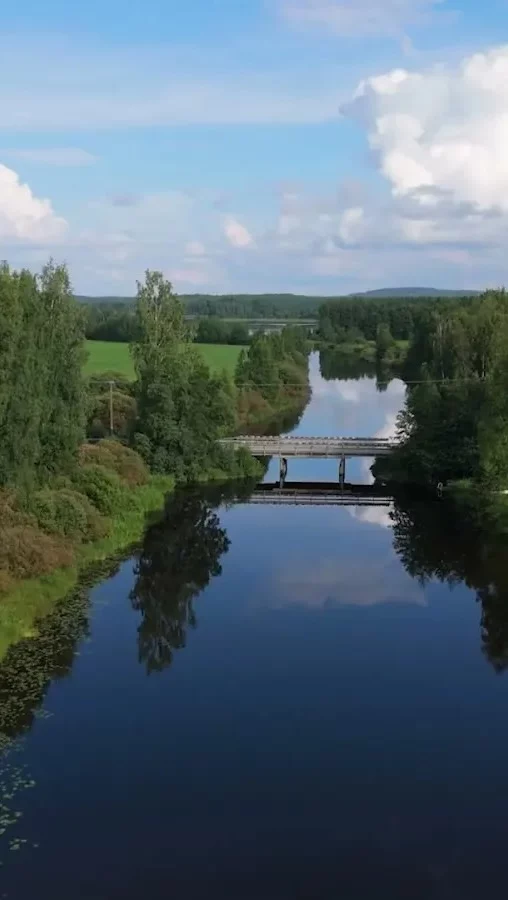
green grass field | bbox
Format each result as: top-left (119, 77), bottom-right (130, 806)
top-left (84, 341), bottom-right (244, 380)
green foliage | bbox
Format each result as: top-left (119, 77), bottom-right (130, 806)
top-left (375, 323), bottom-right (395, 362)
top-left (234, 326), bottom-right (310, 429)
top-left (80, 440), bottom-right (149, 486)
top-left (84, 301), bottom-right (137, 342)
top-left (377, 289), bottom-right (508, 488)
top-left (27, 488), bottom-right (107, 541)
top-left (131, 271), bottom-right (238, 479)
top-left (0, 474), bottom-right (175, 663)
top-left (73, 464), bottom-right (123, 515)
top-left (180, 293), bottom-right (321, 319)
top-left (87, 389), bottom-right (138, 440)
top-left (37, 262), bottom-right (86, 478)
top-left (0, 261), bottom-right (85, 489)
top-left (0, 525), bottom-right (74, 581)
top-left (318, 294), bottom-right (477, 346)
top-left (194, 317), bottom-right (249, 345)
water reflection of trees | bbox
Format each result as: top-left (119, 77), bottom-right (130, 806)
top-left (319, 348), bottom-right (394, 391)
top-left (391, 496), bottom-right (508, 672)
top-left (130, 485), bottom-right (242, 674)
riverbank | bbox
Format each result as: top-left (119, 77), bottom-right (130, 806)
top-left (237, 383), bottom-right (310, 434)
top-left (1, 323), bottom-right (308, 664)
top-left (0, 451), bottom-right (263, 664)
top-left (0, 475), bottom-right (174, 662)
top-left (317, 338), bottom-right (408, 369)
top-left (235, 329), bottom-right (311, 434)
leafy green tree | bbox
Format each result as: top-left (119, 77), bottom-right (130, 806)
top-left (195, 316), bottom-right (229, 344)
top-left (0, 261), bottom-right (85, 488)
top-left (235, 333), bottom-right (279, 401)
top-left (37, 261), bottom-right (86, 479)
top-left (131, 271), bottom-right (236, 478)
top-left (228, 322), bottom-right (250, 345)
top-left (378, 289), bottom-right (508, 487)
top-left (375, 323), bottom-right (395, 363)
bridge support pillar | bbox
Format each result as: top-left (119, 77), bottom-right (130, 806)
top-left (279, 457), bottom-right (288, 489)
top-left (339, 456), bottom-right (346, 488)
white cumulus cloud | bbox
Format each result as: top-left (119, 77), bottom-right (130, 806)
top-left (0, 163), bottom-right (67, 242)
top-left (348, 45), bottom-right (508, 212)
top-left (224, 217), bottom-right (254, 248)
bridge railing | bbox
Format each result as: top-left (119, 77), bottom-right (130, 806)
top-left (220, 436), bottom-right (398, 444)
top-left (218, 435), bottom-right (399, 457)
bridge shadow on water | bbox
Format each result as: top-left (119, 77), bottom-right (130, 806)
top-left (249, 480), bottom-right (394, 506)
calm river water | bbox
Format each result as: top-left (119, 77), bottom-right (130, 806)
top-left (2, 353), bottom-right (508, 899)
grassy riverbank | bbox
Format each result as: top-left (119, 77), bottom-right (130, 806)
top-left (0, 475), bottom-right (175, 662)
top-left (317, 338), bottom-right (408, 365)
top-left (0, 445), bottom-right (263, 664)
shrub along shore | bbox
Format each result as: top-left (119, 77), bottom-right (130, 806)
top-left (0, 264), bottom-right (309, 661)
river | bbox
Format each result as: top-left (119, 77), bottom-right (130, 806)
top-left (2, 353), bottom-right (508, 898)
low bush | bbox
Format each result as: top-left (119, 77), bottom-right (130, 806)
top-left (236, 389), bottom-right (272, 429)
top-left (28, 488), bottom-right (110, 542)
top-left (80, 440), bottom-right (149, 486)
top-left (74, 494), bottom-right (110, 542)
top-left (0, 525), bottom-right (73, 580)
top-left (0, 491), bottom-right (36, 529)
top-left (28, 490), bottom-right (60, 535)
top-left (211, 444), bottom-right (263, 479)
top-left (72, 464), bottom-right (123, 515)
top-left (0, 570), bottom-right (14, 594)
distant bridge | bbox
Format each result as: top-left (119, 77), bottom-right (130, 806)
top-left (219, 435), bottom-right (399, 486)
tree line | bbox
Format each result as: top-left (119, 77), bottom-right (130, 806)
top-left (0, 260), bottom-right (309, 493)
top-left (0, 262), bottom-right (309, 598)
top-left (234, 326), bottom-right (309, 429)
top-left (374, 289), bottom-right (508, 487)
top-left (89, 273), bottom-right (309, 469)
top-left (84, 303), bottom-right (251, 345)
top-left (318, 295), bottom-right (476, 344)
top-left (80, 292), bottom-right (322, 322)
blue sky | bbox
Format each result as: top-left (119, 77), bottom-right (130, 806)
top-left (1, 0), bottom-right (508, 294)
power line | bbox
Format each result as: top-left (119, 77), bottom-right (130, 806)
top-left (86, 376), bottom-right (488, 387)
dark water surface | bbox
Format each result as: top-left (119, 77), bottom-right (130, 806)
top-left (3, 355), bottom-right (508, 899)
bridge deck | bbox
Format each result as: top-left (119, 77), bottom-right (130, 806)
top-left (220, 436), bottom-right (398, 458)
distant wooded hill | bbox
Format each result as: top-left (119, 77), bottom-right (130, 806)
top-left (353, 287), bottom-right (479, 298)
top-left (77, 287), bottom-right (480, 318)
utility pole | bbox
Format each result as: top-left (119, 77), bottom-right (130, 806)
top-left (109, 381), bottom-right (114, 435)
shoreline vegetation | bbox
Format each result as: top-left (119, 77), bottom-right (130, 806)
top-left (369, 289), bottom-right (508, 491)
top-left (317, 288), bottom-right (508, 496)
top-left (0, 265), bottom-right (309, 662)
